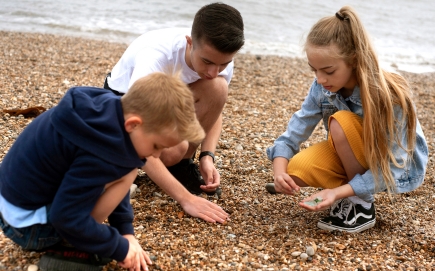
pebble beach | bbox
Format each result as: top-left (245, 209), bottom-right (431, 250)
top-left (0, 31), bottom-right (434, 271)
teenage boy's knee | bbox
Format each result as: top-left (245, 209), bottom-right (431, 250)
top-left (213, 77), bottom-right (229, 104)
top-left (194, 77), bottom-right (228, 105)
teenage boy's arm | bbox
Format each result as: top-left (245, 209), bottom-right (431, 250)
top-left (142, 156), bottom-right (229, 223)
top-left (198, 113), bottom-right (222, 192)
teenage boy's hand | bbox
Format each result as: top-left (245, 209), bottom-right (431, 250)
top-left (180, 194), bottom-right (229, 224)
top-left (118, 234), bottom-right (152, 271)
top-left (142, 157), bottom-right (228, 223)
top-left (199, 157), bottom-right (220, 192)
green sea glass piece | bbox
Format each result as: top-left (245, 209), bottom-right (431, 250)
top-left (304, 197), bottom-right (323, 206)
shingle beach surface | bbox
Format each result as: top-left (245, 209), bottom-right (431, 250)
top-left (1, 31), bottom-right (434, 271)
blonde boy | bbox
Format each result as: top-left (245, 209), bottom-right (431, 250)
top-left (0, 73), bottom-right (219, 271)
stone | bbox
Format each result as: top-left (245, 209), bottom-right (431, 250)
top-left (129, 184), bottom-right (138, 198)
top-left (306, 246), bottom-right (315, 256)
top-left (291, 251), bottom-right (302, 257)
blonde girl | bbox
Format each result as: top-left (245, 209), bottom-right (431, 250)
top-left (266, 6), bottom-right (428, 233)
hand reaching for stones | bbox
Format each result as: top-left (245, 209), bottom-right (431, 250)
top-left (179, 195), bottom-right (229, 224)
top-left (118, 234), bottom-right (152, 271)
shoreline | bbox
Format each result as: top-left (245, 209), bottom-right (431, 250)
top-left (1, 31), bottom-right (434, 271)
top-left (2, 30), bottom-right (434, 76)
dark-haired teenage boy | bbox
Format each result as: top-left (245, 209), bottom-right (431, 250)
top-left (104, 2), bottom-right (244, 202)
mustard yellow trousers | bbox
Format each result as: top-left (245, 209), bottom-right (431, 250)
top-left (287, 111), bottom-right (369, 188)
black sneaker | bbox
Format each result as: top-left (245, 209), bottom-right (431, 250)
top-left (317, 198), bottom-right (376, 233)
top-left (265, 183), bottom-right (277, 194)
top-left (329, 198), bottom-right (349, 217)
top-left (167, 159), bottom-right (222, 196)
top-left (38, 244), bottom-right (112, 271)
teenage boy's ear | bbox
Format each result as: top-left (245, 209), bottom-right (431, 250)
top-left (185, 35), bottom-right (192, 47)
top-left (124, 115), bottom-right (143, 133)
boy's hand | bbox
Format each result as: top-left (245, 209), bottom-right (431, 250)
top-left (274, 172), bottom-right (300, 195)
top-left (299, 189), bottom-right (337, 211)
top-left (118, 234), bottom-right (152, 271)
top-left (199, 157), bottom-right (220, 193)
top-left (180, 195), bottom-right (229, 224)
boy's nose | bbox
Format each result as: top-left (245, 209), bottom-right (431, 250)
top-left (208, 65), bottom-right (220, 78)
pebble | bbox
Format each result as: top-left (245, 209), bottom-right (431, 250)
top-left (227, 234), bottom-right (236, 239)
top-left (235, 144), bottom-right (243, 151)
top-left (129, 184), bottom-right (138, 198)
top-left (300, 253), bottom-right (308, 261)
top-left (153, 192), bottom-right (162, 197)
top-left (291, 251), bottom-right (302, 257)
top-left (27, 265), bottom-right (38, 271)
top-left (306, 246), bottom-right (315, 256)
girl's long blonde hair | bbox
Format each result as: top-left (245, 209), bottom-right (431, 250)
top-left (305, 6), bottom-right (416, 194)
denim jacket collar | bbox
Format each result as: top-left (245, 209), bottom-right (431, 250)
top-left (322, 85), bottom-right (363, 107)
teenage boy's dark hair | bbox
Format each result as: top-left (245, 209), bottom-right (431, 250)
top-left (192, 2), bottom-right (244, 53)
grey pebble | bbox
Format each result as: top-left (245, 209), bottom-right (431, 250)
top-left (306, 246), bottom-right (315, 256)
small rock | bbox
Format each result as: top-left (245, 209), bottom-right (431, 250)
top-left (306, 246), bottom-right (315, 256)
top-left (335, 243), bottom-right (346, 250)
top-left (28, 265), bottom-right (38, 271)
top-left (300, 253), bottom-right (308, 261)
top-left (129, 184), bottom-right (138, 198)
top-left (153, 192), bottom-right (162, 197)
top-left (291, 251), bottom-right (302, 257)
top-left (310, 242), bottom-right (317, 253)
top-left (227, 234), bottom-right (236, 239)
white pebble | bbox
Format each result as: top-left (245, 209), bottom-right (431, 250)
top-left (129, 184), bottom-right (138, 198)
top-left (300, 253), bottom-right (308, 261)
top-left (28, 265), bottom-right (38, 271)
top-left (291, 251), bottom-right (302, 257)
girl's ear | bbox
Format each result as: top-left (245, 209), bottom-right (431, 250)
top-left (124, 115), bottom-right (143, 133)
top-left (350, 54), bottom-right (357, 68)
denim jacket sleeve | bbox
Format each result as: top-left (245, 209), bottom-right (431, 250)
top-left (267, 80), bottom-right (323, 160)
top-left (349, 107), bottom-right (429, 202)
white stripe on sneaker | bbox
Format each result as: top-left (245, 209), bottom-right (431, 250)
top-left (344, 212), bottom-right (373, 225)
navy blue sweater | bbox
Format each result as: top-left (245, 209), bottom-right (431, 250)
top-left (0, 87), bottom-right (145, 261)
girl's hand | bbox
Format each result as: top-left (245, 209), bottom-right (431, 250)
top-left (118, 234), bottom-right (152, 271)
top-left (299, 189), bottom-right (338, 211)
top-left (274, 172), bottom-right (300, 195)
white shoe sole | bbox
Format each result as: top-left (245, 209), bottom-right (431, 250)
top-left (317, 219), bottom-right (376, 233)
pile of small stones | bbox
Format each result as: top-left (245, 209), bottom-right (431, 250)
top-left (1, 31), bottom-right (435, 271)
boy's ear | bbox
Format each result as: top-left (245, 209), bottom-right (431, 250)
top-left (185, 35), bottom-right (192, 47)
top-left (124, 115), bottom-right (143, 133)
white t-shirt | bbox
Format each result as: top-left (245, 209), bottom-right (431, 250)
top-left (108, 28), bottom-right (234, 93)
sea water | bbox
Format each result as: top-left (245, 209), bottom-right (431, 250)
top-left (0, 0), bottom-right (434, 73)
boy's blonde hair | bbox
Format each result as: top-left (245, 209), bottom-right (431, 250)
top-left (121, 72), bottom-right (205, 144)
top-left (304, 6), bottom-right (417, 195)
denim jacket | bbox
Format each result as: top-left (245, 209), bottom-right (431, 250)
top-left (266, 79), bottom-right (429, 202)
